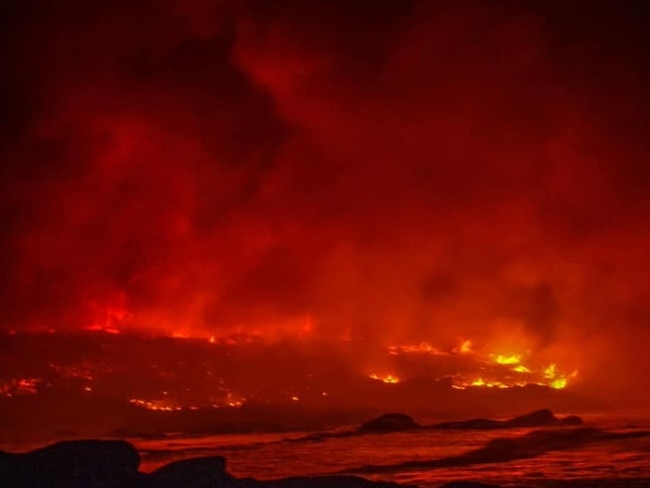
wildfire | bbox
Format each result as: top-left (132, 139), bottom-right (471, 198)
top-left (493, 354), bottom-right (522, 365)
top-left (369, 373), bottom-right (401, 384)
top-left (458, 339), bottom-right (474, 354)
top-left (0, 332), bottom-right (579, 411)
top-left (550, 377), bottom-right (567, 389)
top-left (129, 398), bottom-right (247, 411)
top-left (0, 378), bottom-right (41, 397)
top-left (129, 398), bottom-right (182, 411)
top-left (387, 342), bottom-right (446, 356)
top-left (388, 339), bottom-right (478, 357)
top-left (544, 364), bottom-right (558, 378)
top-left (468, 378), bottom-right (517, 389)
top-left (453, 360), bottom-right (576, 390)
top-left (382, 339), bottom-right (578, 391)
top-left (542, 364), bottom-right (578, 390)
top-left (512, 365), bottom-right (531, 373)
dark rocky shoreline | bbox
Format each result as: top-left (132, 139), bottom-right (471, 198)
top-left (5, 435), bottom-right (650, 488)
top-left (1, 438), bottom-right (415, 488)
top-left (4, 410), bottom-right (648, 488)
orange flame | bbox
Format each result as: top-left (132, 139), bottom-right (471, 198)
top-left (459, 339), bottom-right (474, 354)
top-left (493, 353), bottom-right (522, 365)
top-left (369, 373), bottom-right (400, 384)
top-left (383, 339), bottom-right (578, 390)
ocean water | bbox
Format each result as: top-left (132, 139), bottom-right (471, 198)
top-left (131, 413), bottom-right (650, 487)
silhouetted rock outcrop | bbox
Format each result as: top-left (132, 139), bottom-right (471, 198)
top-left (355, 409), bottom-right (581, 435)
top-left (0, 439), bottom-right (141, 488)
top-left (438, 483), bottom-right (502, 488)
top-left (150, 455), bottom-right (230, 488)
top-left (261, 475), bottom-right (410, 488)
top-left (431, 409), bottom-right (582, 430)
top-left (512, 408), bottom-right (555, 425)
top-left (431, 418), bottom-right (500, 430)
top-left (557, 414), bottom-right (583, 426)
top-left (358, 413), bottom-right (421, 432)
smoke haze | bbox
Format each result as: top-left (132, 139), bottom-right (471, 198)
top-left (2, 0), bottom-right (650, 400)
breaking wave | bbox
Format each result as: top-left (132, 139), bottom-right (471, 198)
top-left (348, 427), bottom-right (650, 474)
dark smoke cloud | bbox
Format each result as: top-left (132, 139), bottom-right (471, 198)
top-left (2, 0), bottom-right (650, 395)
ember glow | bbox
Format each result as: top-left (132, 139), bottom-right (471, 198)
top-left (1, 0), bottom-right (650, 428)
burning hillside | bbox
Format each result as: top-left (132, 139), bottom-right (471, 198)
top-left (0, 330), bottom-right (581, 417)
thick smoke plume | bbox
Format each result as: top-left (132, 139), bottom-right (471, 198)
top-left (1, 1), bottom-right (650, 399)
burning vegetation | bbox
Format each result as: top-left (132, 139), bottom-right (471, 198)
top-left (0, 330), bottom-right (579, 418)
top-left (375, 339), bottom-right (577, 391)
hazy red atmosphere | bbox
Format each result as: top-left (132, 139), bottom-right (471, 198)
top-left (2, 0), bottom-right (650, 416)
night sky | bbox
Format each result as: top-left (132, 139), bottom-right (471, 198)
top-left (1, 1), bottom-right (650, 395)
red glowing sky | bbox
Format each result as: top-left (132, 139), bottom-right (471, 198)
top-left (1, 1), bottom-right (650, 393)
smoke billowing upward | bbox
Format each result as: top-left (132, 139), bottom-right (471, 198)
top-left (1, 1), bottom-right (650, 399)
